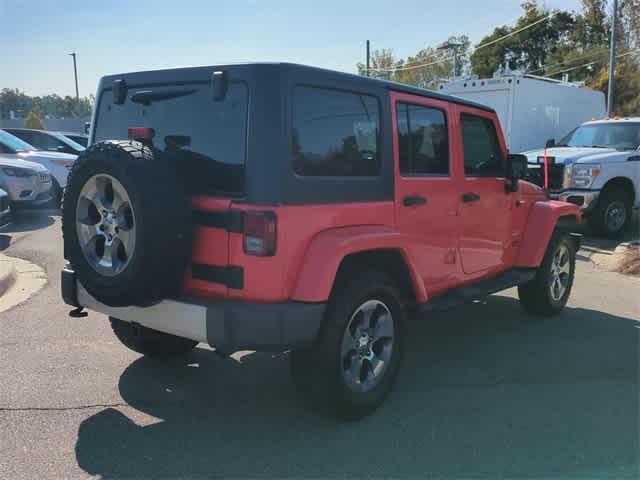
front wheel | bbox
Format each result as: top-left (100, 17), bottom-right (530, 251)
top-left (290, 270), bottom-right (405, 419)
top-left (518, 233), bottom-right (576, 316)
top-left (590, 188), bottom-right (632, 238)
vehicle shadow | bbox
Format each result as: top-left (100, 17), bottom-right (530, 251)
top-left (0, 234), bottom-right (10, 251)
top-left (579, 210), bottom-right (639, 253)
top-left (75, 296), bottom-right (639, 479)
top-left (3, 209), bottom-right (56, 233)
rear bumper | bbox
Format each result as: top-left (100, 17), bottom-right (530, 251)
top-left (61, 267), bottom-right (325, 353)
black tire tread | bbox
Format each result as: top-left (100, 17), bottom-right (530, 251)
top-left (62, 140), bottom-right (192, 306)
top-left (290, 269), bottom-right (405, 420)
top-left (518, 233), bottom-right (576, 316)
top-left (590, 187), bottom-right (632, 238)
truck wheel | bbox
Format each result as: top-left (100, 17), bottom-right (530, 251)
top-left (290, 270), bottom-right (405, 419)
top-left (518, 233), bottom-right (576, 316)
top-left (49, 178), bottom-right (63, 209)
top-left (590, 188), bottom-right (632, 238)
top-left (110, 317), bottom-right (198, 359)
top-left (62, 141), bottom-right (192, 307)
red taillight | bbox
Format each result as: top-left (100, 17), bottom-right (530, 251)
top-left (128, 127), bottom-right (155, 141)
top-left (243, 211), bottom-right (277, 256)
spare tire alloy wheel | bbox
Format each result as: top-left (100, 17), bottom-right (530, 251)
top-left (341, 299), bottom-right (394, 393)
top-left (76, 174), bottom-right (135, 276)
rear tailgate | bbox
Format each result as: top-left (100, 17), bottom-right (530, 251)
top-left (92, 69), bottom-right (249, 300)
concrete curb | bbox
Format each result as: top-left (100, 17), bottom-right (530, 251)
top-left (0, 255), bottom-right (17, 298)
top-left (0, 254), bottom-right (47, 313)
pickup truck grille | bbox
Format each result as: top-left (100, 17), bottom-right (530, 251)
top-left (0, 195), bottom-right (8, 212)
top-left (526, 164), bottom-right (565, 191)
top-left (39, 173), bottom-right (51, 183)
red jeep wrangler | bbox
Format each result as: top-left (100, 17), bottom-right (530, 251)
top-left (61, 63), bottom-right (581, 418)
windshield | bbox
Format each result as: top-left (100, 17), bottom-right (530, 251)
top-left (558, 123), bottom-right (640, 150)
top-left (0, 129), bottom-right (36, 153)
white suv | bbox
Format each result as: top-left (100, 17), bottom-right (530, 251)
top-left (0, 129), bottom-right (75, 205)
top-left (524, 118), bottom-right (640, 237)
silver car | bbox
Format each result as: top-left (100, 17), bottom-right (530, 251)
top-left (0, 187), bottom-right (10, 228)
top-left (0, 157), bottom-right (53, 208)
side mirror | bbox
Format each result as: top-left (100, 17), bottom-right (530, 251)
top-left (545, 138), bottom-right (556, 148)
top-left (507, 154), bottom-right (528, 179)
top-left (506, 154), bottom-right (528, 192)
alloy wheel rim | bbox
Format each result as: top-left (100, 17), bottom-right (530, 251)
top-left (76, 174), bottom-right (136, 276)
top-left (340, 299), bottom-right (394, 393)
top-left (604, 201), bottom-right (626, 232)
top-left (549, 244), bottom-right (571, 301)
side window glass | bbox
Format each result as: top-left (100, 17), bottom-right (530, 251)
top-left (18, 132), bottom-right (34, 146)
top-left (41, 133), bottom-right (65, 151)
top-left (461, 114), bottom-right (503, 176)
top-left (292, 86), bottom-right (380, 177)
top-left (397, 103), bottom-right (449, 175)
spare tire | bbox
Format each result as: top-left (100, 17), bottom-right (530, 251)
top-left (62, 140), bottom-right (192, 307)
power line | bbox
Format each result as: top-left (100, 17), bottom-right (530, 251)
top-left (472, 11), bottom-right (559, 51)
top-left (364, 12), bottom-right (523, 73)
top-left (544, 49), bottom-right (640, 77)
top-left (367, 11), bottom-right (559, 74)
top-left (526, 47), bottom-right (609, 75)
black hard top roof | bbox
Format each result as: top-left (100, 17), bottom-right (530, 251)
top-left (287, 63), bottom-right (495, 113)
top-left (101, 62), bottom-right (495, 114)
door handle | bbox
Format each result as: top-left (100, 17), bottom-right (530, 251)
top-left (403, 195), bottom-right (427, 207)
top-left (462, 192), bottom-right (481, 203)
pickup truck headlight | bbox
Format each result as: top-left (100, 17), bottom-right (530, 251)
top-left (569, 164), bottom-right (600, 188)
top-left (2, 167), bottom-right (35, 177)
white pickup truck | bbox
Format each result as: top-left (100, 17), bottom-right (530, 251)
top-left (523, 118), bottom-right (640, 238)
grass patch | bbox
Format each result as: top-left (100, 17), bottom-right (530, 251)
top-left (615, 247), bottom-right (640, 276)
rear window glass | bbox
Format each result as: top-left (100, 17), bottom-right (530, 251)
top-left (94, 82), bottom-right (248, 196)
top-left (292, 86), bottom-right (380, 177)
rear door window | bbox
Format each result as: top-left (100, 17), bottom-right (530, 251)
top-left (94, 82), bottom-right (248, 196)
top-left (396, 103), bottom-right (449, 175)
top-left (292, 86), bottom-right (380, 177)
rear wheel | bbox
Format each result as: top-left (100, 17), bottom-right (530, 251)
top-left (518, 233), bottom-right (576, 316)
top-left (110, 317), bottom-right (198, 359)
top-left (290, 270), bottom-right (405, 419)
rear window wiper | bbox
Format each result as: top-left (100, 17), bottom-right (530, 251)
top-left (130, 88), bottom-right (196, 106)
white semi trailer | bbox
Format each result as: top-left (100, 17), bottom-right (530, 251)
top-left (439, 75), bottom-right (606, 153)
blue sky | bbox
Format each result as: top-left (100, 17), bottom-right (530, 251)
top-left (1, 0), bottom-right (583, 97)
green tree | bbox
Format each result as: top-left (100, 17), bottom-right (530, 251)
top-left (470, 1), bottom-right (575, 77)
top-left (356, 48), bottom-right (399, 79)
top-left (572, 0), bottom-right (609, 48)
top-left (0, 88), bottom-right (93, 119)
top-left (394, 35), bottom-right (471, 88)
top-left (24, 111), bottom-right (46, 130)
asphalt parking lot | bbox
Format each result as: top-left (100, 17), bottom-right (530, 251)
top-left (0, 210), bottom-right (638, 479)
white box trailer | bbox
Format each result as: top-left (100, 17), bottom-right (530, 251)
top-left (439, 75), bottom-right (606, 153)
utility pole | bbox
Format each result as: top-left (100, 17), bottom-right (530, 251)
top-left (607, 0), bottom-right (618, 116)
top-left (366, 40), bottom-right (370, 77)
top-left (69, 52), bottom-right (79, 100)
top-left (437, 41), bottom-right (463, 79)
